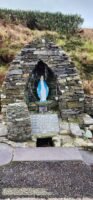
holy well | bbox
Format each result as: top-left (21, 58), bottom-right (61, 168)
top-left (1, 39), bottom-right (93, 146)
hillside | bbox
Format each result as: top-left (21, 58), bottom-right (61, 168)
top-left (81, 28), bottom-right (93, 40)
top-left (0, 9), bottom-right (83, 33)
top-left (0, 18), bottom-right (93, 94)
top-left (57, 28), bottom-right (93, 94)
top-left (0, 19), bottom-right (57, 87)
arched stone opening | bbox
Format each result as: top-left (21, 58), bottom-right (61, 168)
top-left (25, 60), bottom-right (58, 112)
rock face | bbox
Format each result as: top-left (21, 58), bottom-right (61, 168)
top-left (6, 102), bottom-right (31, 141)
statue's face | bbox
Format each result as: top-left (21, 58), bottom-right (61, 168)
top-left (41, 75), bottom-right (44, 81)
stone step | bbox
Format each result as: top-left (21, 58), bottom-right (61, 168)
top-left (13, 147), bottom-right (83, 161)
top-left (0, 144), bottom-right (84, 166)
top-left (80, 149), bottom-right (93, 165)
top-left (1, 198), bottom-right (93, 200)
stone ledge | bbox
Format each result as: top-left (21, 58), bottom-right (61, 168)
top-left (13, 147), bottom-right (83, 161)
top-left (1, 198), bottom-right (93, 200)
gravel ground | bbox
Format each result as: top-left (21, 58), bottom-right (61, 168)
top-left (0, 161), bottom-right (93, 199)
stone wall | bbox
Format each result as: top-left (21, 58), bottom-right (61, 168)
top-left (6, 102), bottom-right (31, 141)
top-left (84, 95), bottom-right (93, 116)
top-left (1, 39), bottom-right (85, 122)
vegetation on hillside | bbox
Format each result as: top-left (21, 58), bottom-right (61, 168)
top-left (0, 9), bottom-right (83, 34)
top-left (0, 17), bottom-right (57, 87)
top-left (56, 31), bottom-right (93, 94)
top-left (0, 9), bottom-right (93, 94)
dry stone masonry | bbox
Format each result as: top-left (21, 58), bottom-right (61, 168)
top-left (1, 38), bottom-right (93, 147)
top-left (2, 39), bottom-right (84, 118)
top-left (84, 94), bottom-right (93, 116)
top-left (6, 102), bottom-right (31, 141)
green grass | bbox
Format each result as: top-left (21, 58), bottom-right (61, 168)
top-left (83, 40), bottom-right (93, 53)
top-left (56, 34), bottom-right (93, 94)
top-left (56, 35), bottom-right (93, 79)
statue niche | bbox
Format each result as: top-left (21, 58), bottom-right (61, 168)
top-left (25, 60), bottom-right (58, 111)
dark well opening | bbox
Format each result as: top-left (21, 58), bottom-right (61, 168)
top-left (37, 137), bottom-right (54, 147)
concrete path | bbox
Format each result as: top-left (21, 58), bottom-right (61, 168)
top-left (13, 147), bottom-right (83, 161)
top-left (0, 198), bottom-right (93, 200)
top-left (0, 145), bottom-right (93, 199)
top-left (0, 161), bottom-right (93, 198)
top-left (0, 143), bottom-right (93, 166)
top-left (80, 149), bottom-right (93, 165)
top-left (0, 143), bottom-right (13, 166)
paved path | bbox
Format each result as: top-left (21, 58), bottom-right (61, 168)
top-left (80, 150), bottom-right (93, 165)
top-left (0, 198), bottom-right (92, 200)
top-left (0, 198), bottom-right (93, 200)
top-left (0, 144), bottom-right (93, 166)
top-left (0, 145), bottom-right (93, 199)
top-left (0, 161), bottom-right (93, 199)
top-left (13, 147), bottom-right (83, 161)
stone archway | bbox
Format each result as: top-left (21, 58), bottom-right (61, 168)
top-left (2, 39), bottom-right (85, 121)
top-left (1, 39), bottom-right (86, 142)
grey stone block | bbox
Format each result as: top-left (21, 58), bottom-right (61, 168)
top-left (0, 123), bottom-right (8, 136)
top-left (13, 147), bottom-right (83, 161)
top-left (83, 114), bottom-right (93, 125)
top-left (0, 143), bottom-right (13, 166)
top-left (70, 123), bottom-right (82, 137)
top-left (31, 114), bottom-right (59, 137)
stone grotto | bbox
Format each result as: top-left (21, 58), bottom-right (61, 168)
top-left (1, 38), bottom-right (93, 148)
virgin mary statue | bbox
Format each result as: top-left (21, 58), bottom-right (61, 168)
top-left (37, 76), bottom-right (49, 102)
